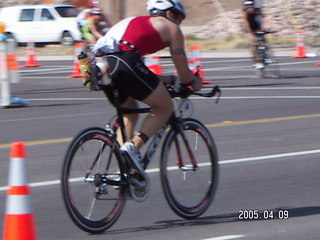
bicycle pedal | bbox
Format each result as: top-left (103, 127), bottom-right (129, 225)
top-left (97, 183), bottom-right (108, 194)
top-left (129, 174), bottom-right (147, 190)
top-left (130, 184), bottom-right (148, 202)
top-left (128, 173), bottom-right (149, 202)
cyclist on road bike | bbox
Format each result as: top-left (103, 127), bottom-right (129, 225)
top-left (93, 0), bottom-right (203, 177)
top-left (81, 8), bottom-right (113, 47)
top-left (77, 1), bottom-right (113, 48)
top-left (243, 0), bottom-right (265, 69)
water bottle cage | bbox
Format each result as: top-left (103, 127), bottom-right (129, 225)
top-left (83, 64), bottom-right (103, 91)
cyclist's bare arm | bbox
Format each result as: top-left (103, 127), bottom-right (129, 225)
top-left (151, 17), bottom-right (202, 91)
top-left (88, 18), bottom-right (104, 39)
top-left (169, 26), bottom-right (202, 91)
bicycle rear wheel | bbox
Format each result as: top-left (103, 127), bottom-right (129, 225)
top-left (160, 118), bottom-right (219, 219)
top-left (61, 127), bottom-right (128, 233)
top-left (264, 45), bottom-right (280, 79)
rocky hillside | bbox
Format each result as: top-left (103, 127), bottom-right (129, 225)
top-left (194, 0), bottom-right (320, 40)
top-left (0, 0), bottom-right (241, 26)
top-left (125, 0), bottom-right (242, 26)
top-left (1, 0), bottom-right (319, 40)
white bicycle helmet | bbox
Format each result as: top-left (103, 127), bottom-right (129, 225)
top-left (147, 0), bottom-right (186, 19)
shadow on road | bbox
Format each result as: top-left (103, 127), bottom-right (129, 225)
top-left (104, 206), bottom-right (320, 235)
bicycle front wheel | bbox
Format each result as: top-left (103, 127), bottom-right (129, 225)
top-left (61, 127), bottom-right (128, 233)
top-left (160, 118), bottom-right (219, 219)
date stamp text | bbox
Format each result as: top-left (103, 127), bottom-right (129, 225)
top-left (238, 209), bottom-right (289, 220)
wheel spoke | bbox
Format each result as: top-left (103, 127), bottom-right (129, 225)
top-left (61, 128), bottom-right (128, 233)
top-left (160, 119), bottom-right (218, 219)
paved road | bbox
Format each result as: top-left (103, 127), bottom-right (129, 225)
top-left (0, 54), bottom-right (320, 240)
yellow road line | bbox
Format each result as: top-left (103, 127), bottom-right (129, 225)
top-left (1, 113), bottom-right (320, 149)
top-left (0, 138), bottom-right (72, 149)
top-left (207, 113), bottom-right (320, 128)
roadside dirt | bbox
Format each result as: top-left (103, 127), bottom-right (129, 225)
top-left (126, 0), bottom-right (242, 26)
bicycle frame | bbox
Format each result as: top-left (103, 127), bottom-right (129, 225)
top-left (105, 95), bottom-right (198, 172)
top-left (254, 33), bottom-right (267, 63)
top-left (257, 37), bottom-right (267, 54)
top-left (142, 123), bottom-right (167, 169)
top-left (142, 113), bottom-right (198, 171)
top-left (255, 30), bottom-right (277, 63)
top-left (100, 83), bottom-right (220, 177)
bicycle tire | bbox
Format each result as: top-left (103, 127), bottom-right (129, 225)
top-left (255, 44), bottom-right (267, 78)
top-left (61, 127), bottom-right (128, 233)
top-left (264, 45), bottom-right (280, 79)
top-left (160, 118), bottom-right (219, 219)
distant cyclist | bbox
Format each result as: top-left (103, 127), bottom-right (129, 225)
top-left (82, 9), bottom-right (112, 46)
top-left (93, 0), bottom-right (202, 178)
top-left (243, 0), bottom-right (265, 69)
top-left (77, 1), bottom-right (112, 48)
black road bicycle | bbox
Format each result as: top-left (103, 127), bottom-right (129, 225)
top-left (254, 30), bottom-right (280, 79)
top-left (61, 74), bottom-right (221, 233)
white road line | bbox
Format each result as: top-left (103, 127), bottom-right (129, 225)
top-left (222, 96), bottom-right (320, 99)
top-left (201, 235), bottom-right (244, 240)
top-left (191, 96), bottom-right (320, 100)
top-left (17, 95), bottom-right (320, 102)
top-left (219, 149), bottom-right (320, 165)
top-left (22, 76), bottom-right (73, 79)
top-left (25, 98), bottom-right (104, 101)
top-left (1, 148), bottom-right (320, 192)
top-left (20, 67), bottom-right (70, 73)
top-left (203, 60), bottom-right (320, 71)
top-left (222, 87), bottom-right (320, 90)
top-left (202, 59), bottom-right (251, 64)
top-left (17, 58), bottom-right (306, 75)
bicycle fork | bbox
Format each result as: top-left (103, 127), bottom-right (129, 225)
top-left (173, 121), bottom-right (199, 172)
top-left (176, 135), bottom-right (198, 171)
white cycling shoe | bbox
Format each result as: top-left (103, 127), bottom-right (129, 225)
top-left (121, 142), bottom-right (149, 202)
top-left (121, 142), bottom-right (144, 174)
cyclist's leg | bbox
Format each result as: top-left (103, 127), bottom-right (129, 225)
top-left (107, 52), bottom-right (173, 150)
top-left (131, 82), bottom-right (173, 149)
top-left (117, 97), bottom-right (139, 145)
top-left (245, 32), bottom-right (258, 64)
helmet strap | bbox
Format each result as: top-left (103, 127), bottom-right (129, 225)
top-left (149, 9), bottom-right (167, 18)
top-left (149, 8), bottom-right (183, 24)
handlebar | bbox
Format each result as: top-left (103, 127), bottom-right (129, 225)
top-left (167, 84), bottom-right (221, 104)
top-left (255, 30), bottom-right (278, 36)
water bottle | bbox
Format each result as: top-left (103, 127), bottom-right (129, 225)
top-left (95, 51), bottom-right (110, 85)
top-left (78, 52), bottom-right (90, 86)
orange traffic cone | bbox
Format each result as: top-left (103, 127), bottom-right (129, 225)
top-left (293, 31), bottom-right (307, 58)
top-left (2, 142), bottom-right (38, 240)
top-left (188, 45), bottom-right (211, 84)
top-left (68, 42), bottom-right (83, 78)
top-left (145, 54), bottom-right (162, 75)
top-left (23, 40), bottom-right (40, 67)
